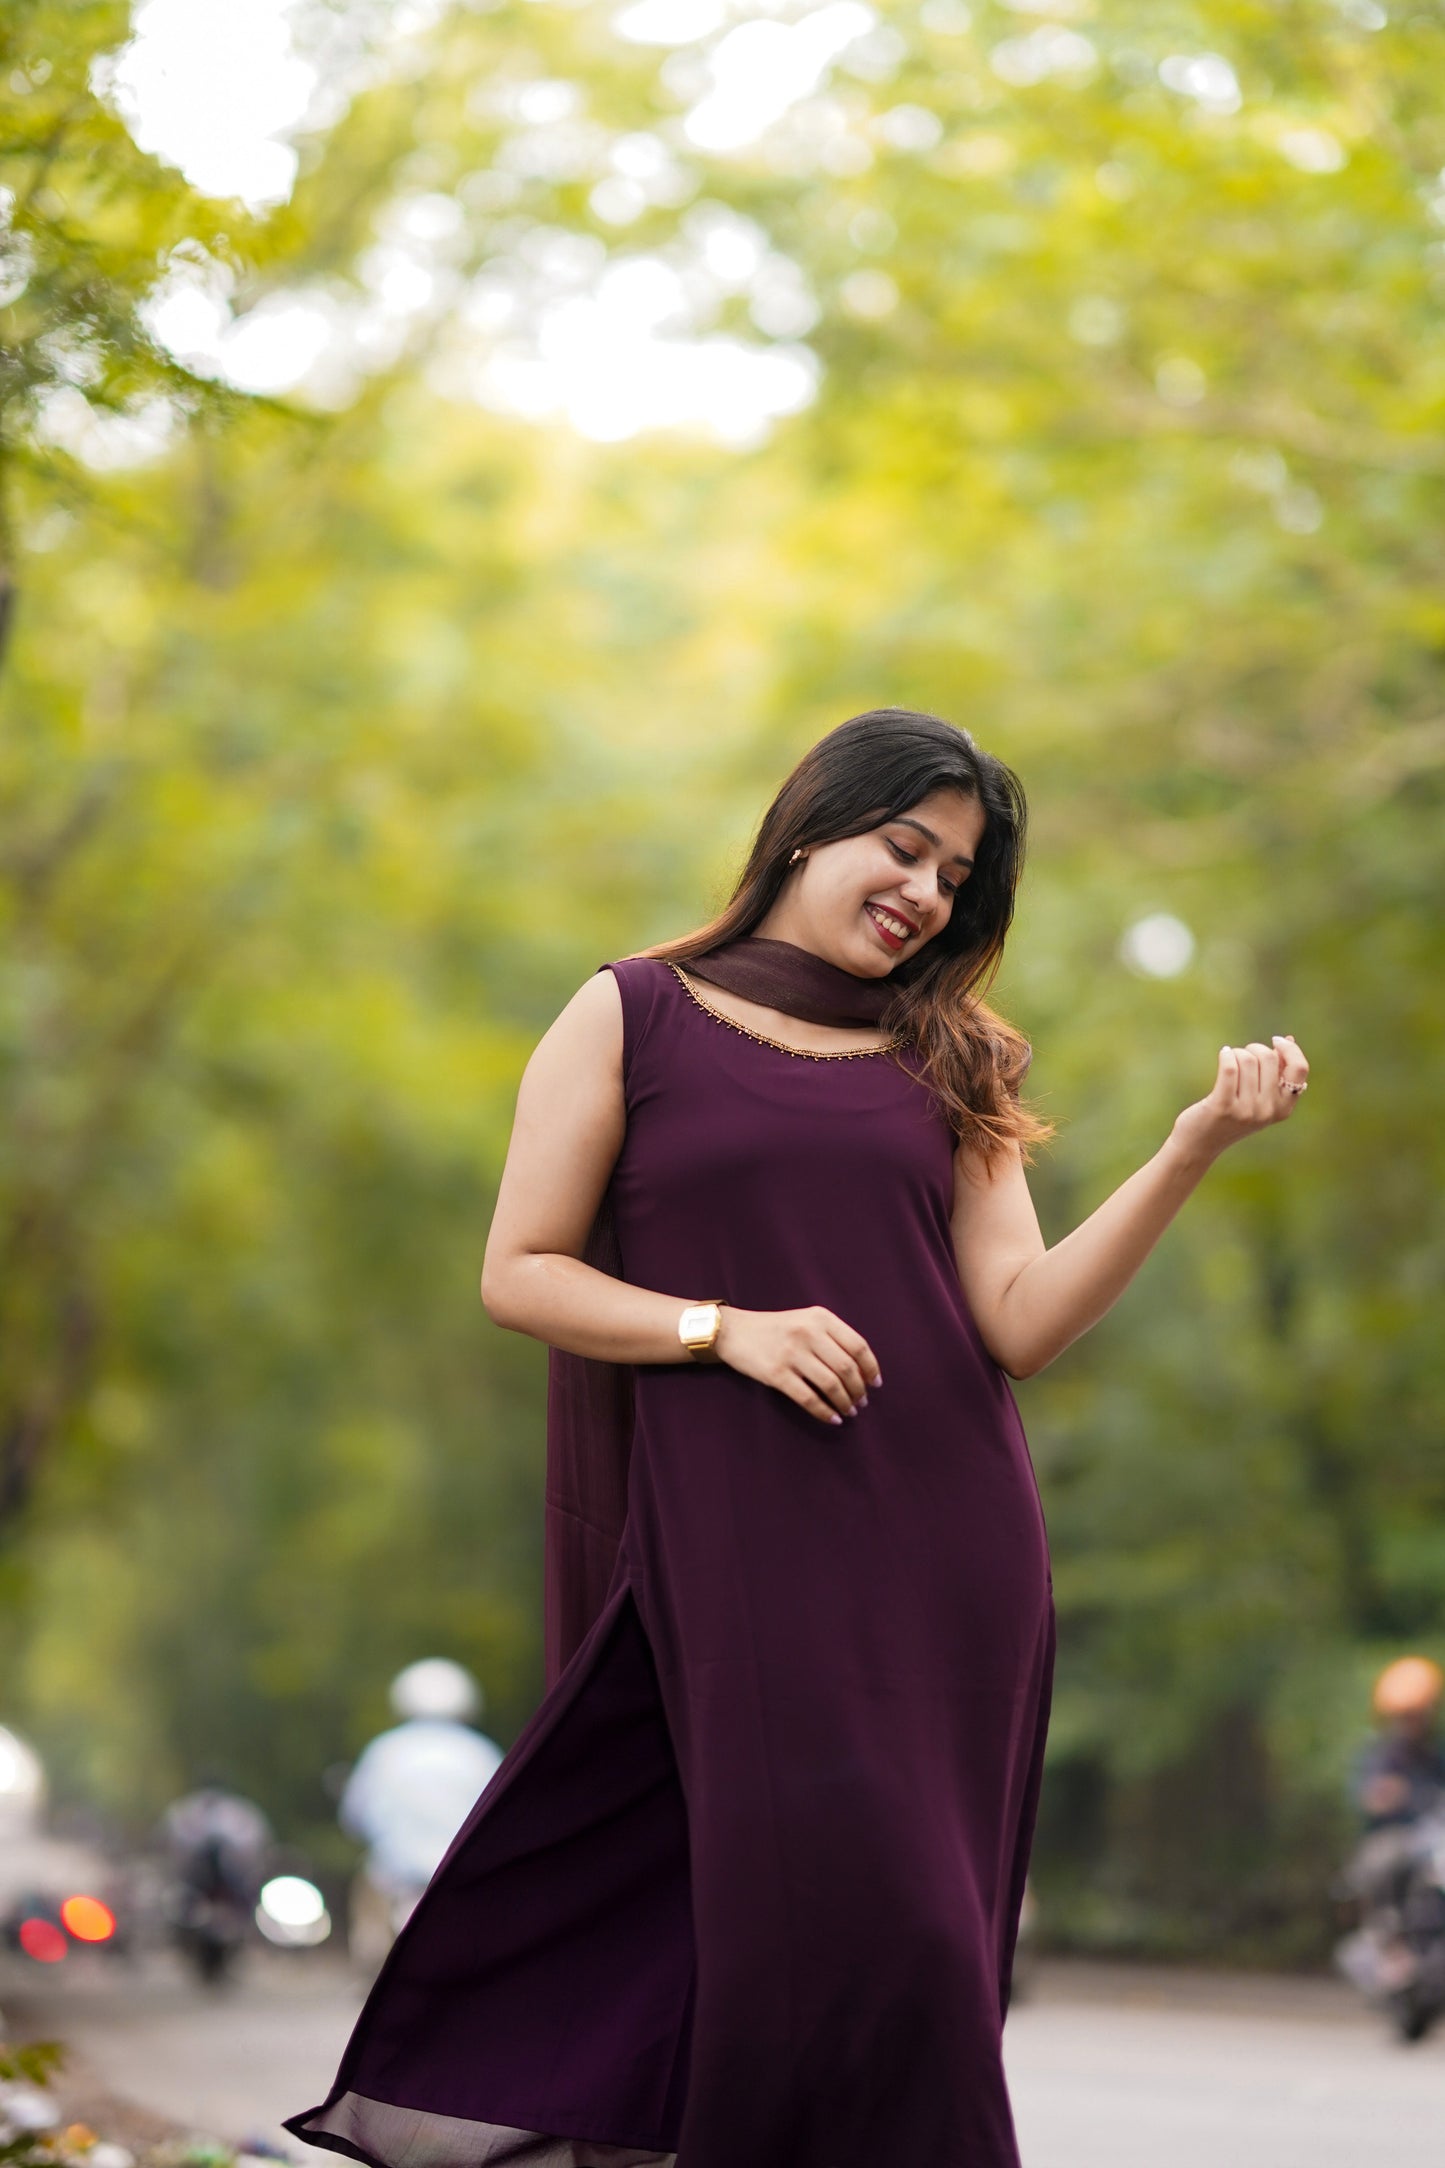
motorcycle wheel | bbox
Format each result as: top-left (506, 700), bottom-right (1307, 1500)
top-left (194, 1935), bottom-right (233, 1986)
top-left (1389, 1988), bottom-right (1436, 2044)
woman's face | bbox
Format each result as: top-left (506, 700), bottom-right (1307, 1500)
top-left (761, 786), bottom-right (988, 978)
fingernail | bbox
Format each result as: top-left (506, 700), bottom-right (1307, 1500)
top-left (872, 1373), bottom-right (884, 1387)
top-left (859, 1394), bottom-right (870, 1409)
top-left (830, 1413), bottom-right (843, 1426)
top-left (846, 1406), bottom-right (859, 1419)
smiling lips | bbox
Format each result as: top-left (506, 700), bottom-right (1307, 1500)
top-left (864, 902), bottom-right (919, 953)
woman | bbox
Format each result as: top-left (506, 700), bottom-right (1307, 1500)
top-left (287, 708), bottom-right (1309, 2168)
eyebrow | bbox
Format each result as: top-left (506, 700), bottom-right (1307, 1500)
top-left (892, 816), bottom-right (975, 869)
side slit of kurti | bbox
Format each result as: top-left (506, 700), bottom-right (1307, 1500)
top-left (286, 1580), bottom-right (695, 2168)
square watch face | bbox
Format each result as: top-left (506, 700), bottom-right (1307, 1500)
top-left (680, 1306), bottom-right (715, 1340)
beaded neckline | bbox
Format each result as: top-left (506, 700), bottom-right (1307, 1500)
top-left (668, 964), bottom-right (901, 1062)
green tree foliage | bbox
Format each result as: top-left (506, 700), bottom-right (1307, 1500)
top-left (1, 0), bottom-right (1442, 1950)
top-left (0, 2), bottom-right (236, 647)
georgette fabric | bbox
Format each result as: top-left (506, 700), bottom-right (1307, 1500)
top-left (286, 953), bottom-right (1055, 2168)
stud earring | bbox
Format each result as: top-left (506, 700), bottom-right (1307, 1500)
top-left (789, 847), bottom-right (805, 864)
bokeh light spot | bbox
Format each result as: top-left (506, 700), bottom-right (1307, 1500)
top-left (19, 1916), bottom-right (68, 1962)
top-left (1119, 913), bottom-right (1196, 980)
top-left (60, 1894), bottom-right (117, 1942)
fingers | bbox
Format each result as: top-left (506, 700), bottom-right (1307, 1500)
top-left (1215, 1043), bottom-right (1270, 1094)
top-left (792, 1309), bottom-right (884, 1425)
top-left (789, 1375), bottom-right (850, 1426)
top-left (798, 1352), bottom-right (857, 1420)
top-left (1217, 1035), bottom-right (1311, 1124)
top-left (819, 1337), bottom-right (869, 1406)
top-left (800, 1343), bottom-right (880, 1420)
top-left (1215, 1043), bottom-right (1238, 1102)
top-left (845, 1329), bottom-right (883, 1390)
top-left (713, 1307), bottom-right (884, 1424)
top-left (1272, 1033), bottom-right (1310, 1098)
top-left (1248, 1040), bottom-right (1275, 1091)
top-left (818, 1310), bottom-right (882, 1389)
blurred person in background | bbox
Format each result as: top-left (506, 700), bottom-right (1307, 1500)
top-left (340, 1657), bottom-right (503, 1971)
top-left (160, 1780), bottom-right (273, 1983)
top-left (1354, 1657), bottom-right (1445, 1832)
top-left (161, 1780), bottom-right (273, 1886)
top-left (290, 710), bottom-right (1310, 2168)
top-left (1335, 1658), bottom-right (1445, 2038)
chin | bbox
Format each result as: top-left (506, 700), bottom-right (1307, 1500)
top-left (840, 935), bottom-right (897, 978)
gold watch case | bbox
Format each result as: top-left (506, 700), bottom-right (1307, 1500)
top-left (678, 1300), bottom-right (725, 1360)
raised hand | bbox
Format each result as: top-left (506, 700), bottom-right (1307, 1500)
top-left (1171, 1033), bottom-right (1311, 1166)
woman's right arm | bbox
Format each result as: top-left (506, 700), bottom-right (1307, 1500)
top-left (481, 971), bottom-right (687, 1363)
top-left (480, 970), bottom-right (880, 1420)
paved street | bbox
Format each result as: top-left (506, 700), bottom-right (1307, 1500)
top-left (5, 1952), bottom-right (1443, 2164)
top-left (1005, 1961), bottom-right (1445, 2167)
top-left (1, 1951), bottom-right (359, 2155)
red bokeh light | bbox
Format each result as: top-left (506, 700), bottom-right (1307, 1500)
top-left (60, 1893), bottom-right (116, 1943)
top-left (18, 1916), bottom-right (68, 1963)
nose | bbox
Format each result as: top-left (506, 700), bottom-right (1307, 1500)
top-left (896, 868), bottom-right (938, 921)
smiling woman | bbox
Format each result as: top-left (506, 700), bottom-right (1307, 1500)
top-left (645, 710), bottom-right (1039, 1139)
top-left (287, 708), bottom-right (1309, 2168)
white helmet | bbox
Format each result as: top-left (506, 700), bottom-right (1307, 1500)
top-left (388, 1658), bottom-right (482, 1723)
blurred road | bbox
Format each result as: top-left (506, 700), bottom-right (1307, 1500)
top-left (5, 1953), bottom-right (1443, 2164)
top-left (1, 1950), bottom-right (358, 2156)
top-left (1006, 1959), bottom-right (1445, 2167)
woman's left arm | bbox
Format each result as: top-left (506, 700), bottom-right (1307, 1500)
top-left (951, 1035), bottom-right (1311, 1379)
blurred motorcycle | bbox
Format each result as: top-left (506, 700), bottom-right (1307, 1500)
top-left (1335, 1655), bottom-right (1445, 2043)
top-left (1334, 1805), bottom-right (1445, 2042)
top-left (159, 1785), bottom-right (331, 1983)
top-left (160, 1787), bottom-right (272, 1984)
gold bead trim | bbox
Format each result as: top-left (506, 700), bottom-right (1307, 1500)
top-left (668, 964), bottom-right (901, 1062)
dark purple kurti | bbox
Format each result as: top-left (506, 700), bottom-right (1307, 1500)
top-left (287, 956), bottom-right (1055, 2168)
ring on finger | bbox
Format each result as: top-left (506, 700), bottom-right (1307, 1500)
top-left (1280, 1080), bottom-right (1307, 1094)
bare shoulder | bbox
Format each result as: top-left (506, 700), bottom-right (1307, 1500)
top-left (562, 965), bottom-right (625, 1033)
top-left (954, 1130), bottom-right (1027, 1197)
top-left (529, 966), bottom-right (624, 1070)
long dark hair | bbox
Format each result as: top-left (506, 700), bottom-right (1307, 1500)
top-left (646, 709), bottom-right (1054, 1164)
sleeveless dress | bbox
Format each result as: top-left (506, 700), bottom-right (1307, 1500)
top-left (286, 956), bottom-right (1055, 2168)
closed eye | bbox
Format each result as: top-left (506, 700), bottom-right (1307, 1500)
top-left (888, 838), bottom-right (959, 898)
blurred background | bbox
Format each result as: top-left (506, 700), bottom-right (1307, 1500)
top-left (1, 0), bottom-right (1442, 2028)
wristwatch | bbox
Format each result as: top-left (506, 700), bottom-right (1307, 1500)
top-left (678, 1300), bottom-right (727, 1363)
